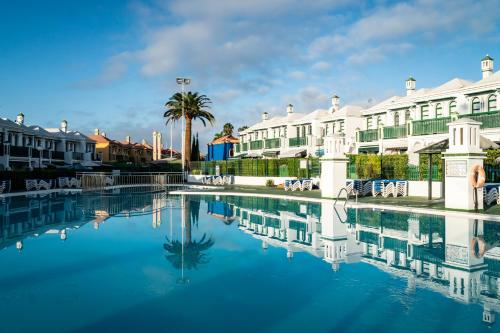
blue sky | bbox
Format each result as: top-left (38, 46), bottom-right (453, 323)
top-left (1, 0), bottom-right (499, 150)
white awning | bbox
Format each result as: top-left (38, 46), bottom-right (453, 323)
top-left (80, 161), bottom-right (101, 167)
top-left (279, 149), bottom-right (306, 158)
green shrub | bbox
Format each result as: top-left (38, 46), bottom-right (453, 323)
top-left (265, 179), bottom-right (275, 187)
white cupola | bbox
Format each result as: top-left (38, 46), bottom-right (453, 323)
top-left (60, 120), bottom-right (68, 133)
top-left (331, 95), bottom-right (340, 113)
top-left (406, 76), bottom-right (416, 96)
top-left (481, 54), bottom-right (494, 79)
top-left (125, 135), bottom-right (131, 143)
top-left (262, 112), bottom-right (269, 121)
top-left (15, 113), bottom-right (25, 125)
top-left (94, 128), bottom-right (100, 135)
top-left (286, 104), bottom-right (294, 114)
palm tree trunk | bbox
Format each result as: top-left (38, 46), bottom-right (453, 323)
top-left (184, 117), bottom-right (192, 170)
top-left (183, 197), bottom-right (192, 244)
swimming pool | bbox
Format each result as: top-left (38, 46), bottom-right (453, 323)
top-left (0, 189), bottom-right (499, 332)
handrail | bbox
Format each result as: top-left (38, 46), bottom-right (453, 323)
top-left (334, 187), bottom-right (358, 207)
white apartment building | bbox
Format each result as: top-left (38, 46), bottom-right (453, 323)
top-left (0, 113), bottom-right (98, 170)
top-left (236, 55), bottom-right (500, 163)
top-left (237, 97), bottom-right (363, 158)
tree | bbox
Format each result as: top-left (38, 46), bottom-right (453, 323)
top-left (222, 123), bottom-right (234, 136)
top-left (164, 92), bottom-right (214, 169)
top-left (237, 125), bottom-right (248, 132)
top-left (190, 133), bottom-right (200, 161)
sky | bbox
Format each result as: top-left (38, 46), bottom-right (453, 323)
top-left (1, 0), bottom-right (500, 151)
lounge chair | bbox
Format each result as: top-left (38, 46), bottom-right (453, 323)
top-left (37, 179), bottom-right (53, 190)
top-left (300, 179), bottom-right (313, 191)
top-left (0, 180), bottom-right (10, 194)
top-left (484, 183), bottom-right (500, 206)
top-left (25, 179), bottom-right (38, 191)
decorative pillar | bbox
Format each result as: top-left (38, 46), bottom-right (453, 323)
top-left (320, 134), bottom-right (348, 199)
top-left (443, 118), bottom-right (485, 210)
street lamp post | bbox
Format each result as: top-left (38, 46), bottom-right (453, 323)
top-left (176, 77), bottom-right (191, 178)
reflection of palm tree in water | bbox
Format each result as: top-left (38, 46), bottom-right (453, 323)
top-left (164, 197), bottom-right (214, 272)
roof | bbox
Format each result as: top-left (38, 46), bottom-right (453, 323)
top-left (407, 76), bottom-right (416, 82)
top-left (483, 54), bottom-right (494, 61)
top-left (210, 135), bottom-right (239, 145)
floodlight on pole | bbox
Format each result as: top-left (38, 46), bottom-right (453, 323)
top-left (176, 77), bottom-right (191, 178)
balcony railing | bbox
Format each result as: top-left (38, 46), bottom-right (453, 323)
top-left (358, 129), bottom-right (378, 142)
top-left (10, 146), bottom-right (30, 157)
top-left (235, 144), bottom-right (240, 153)
top-left (73, 152), bottom-right (84, 160)
top-left (383, 125), bottom-right (407, 139)
top-left (316, 138), bottom-right (324, 146)
top-left (249, 140), bottom-right (263, 150)
top-left (412, 117), bottom-right (451, 136)
top-left (241, 143), bottom-right (248, 151)
top-left (52, 151), bottom-right (65, 160)
top-left (265, 138), bottom-right (280, 149)
top-left (459, 110), bottom-right (500, 129)
top-left (289, 137), bottom-right (307, 147)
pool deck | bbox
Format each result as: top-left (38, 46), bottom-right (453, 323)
top-left (174, 184), bottom-right (500, 222)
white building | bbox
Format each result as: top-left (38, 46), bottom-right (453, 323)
top-left (237, 97), bottom-right (363, 158)
top-left (236, 55), bottom-right (500, 163)
top-left (0, 113), bottom-right (98, 170)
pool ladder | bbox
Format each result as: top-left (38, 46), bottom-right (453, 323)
top-left (334, 187), bottom-right (358, 207)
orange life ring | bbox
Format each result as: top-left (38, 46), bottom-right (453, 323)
top-left (469, 164), bottom-right (486, 188)
top-left (471, 236), bottom-right (487, 258)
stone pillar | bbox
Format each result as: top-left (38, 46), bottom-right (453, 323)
top-left (320, 134), bottom-right (348, 199)
top-left (443, 118), bottom-right (485, 210)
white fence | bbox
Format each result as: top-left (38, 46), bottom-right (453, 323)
top-left (77, 172), bottom-right (185, 191)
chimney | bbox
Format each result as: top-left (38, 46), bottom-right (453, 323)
top-left (125, 135), bottom-right (131, 144)
top-left (331, 95), bottom-right (340, 113)
top-left (262, 112), bottom-right (269, 121)
top-left (286, 104), bottom-right (294, 114)
top-left (482, 54), bottom-right (494, 79)
top-left (15, 113), bottom-right (25, 125)
top-left (406, 76), bottom-right (416, 96)
top-left (94, 128), bottom-right (100, 135)
top-left (60, 120), bottom-right (68, 133)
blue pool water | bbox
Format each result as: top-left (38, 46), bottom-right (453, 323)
top-left (0, 189), bottom-right (499, 332)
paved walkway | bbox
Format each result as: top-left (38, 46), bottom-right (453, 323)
top-left (182, 184), bottom-right (500, 216)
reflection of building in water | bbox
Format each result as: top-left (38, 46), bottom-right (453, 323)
top-left (0, 189), bottom-right (174, 251)
top-left (210, 196), bottom-right (500, 326)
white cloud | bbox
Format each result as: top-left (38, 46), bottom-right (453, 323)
top-left (311, 61), bottom-right (332, 71)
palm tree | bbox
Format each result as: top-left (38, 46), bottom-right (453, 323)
top-left (164, 92), bottom-right (214, 168)
top-left (222, 123), bottom-right (234, 136)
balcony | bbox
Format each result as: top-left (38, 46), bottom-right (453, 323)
top-left (10, 146), bottom-right (30, 157)
top-left (383, 125), bottom-right (407, 139)
top-left (358, 129), bottom-right (378, 142)
top-left (249, 140), bottom-right (263, 150)
top-left (412, 117), bottom-right (451, 136)
top-left (52, 151), bottom-right (65, 160)
top-left (241, 143), bottom-right (248, 151)
top-left (31, 149), bottom-right (40, 158)
top-left (265, 138), bottom-right (280, 149)
top-left (289, 136), bottom-right (307, 147)
top-left (73, 152), bottom-right (84, 160)
top-left (235, 144), bottom-right (240, 153)
top-left (459, 110), bottom-right (500, 129)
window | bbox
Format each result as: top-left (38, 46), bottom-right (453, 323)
top-left (308, 125), bottom-right (312, 135)
top-left (340, 121), bottom-right (345, 133)
top-left (420, 105), bottom-right (429, 119)
top-left (472, 97), bottom-right (481, 113)
top-left (405, 109), bottom-right (411, 122)
top-left (449, 101), bottom-right (457, 114)
top-left (367, 117), bottom-right (373, 129)
top-left (488, 95), bottom-right (497, 112)
top-left (394, 112), bottom-right (400, 125)
top-left (435, 103), bottom-right (443, 118)
top-left (377, 116), bottom-right (382, 127)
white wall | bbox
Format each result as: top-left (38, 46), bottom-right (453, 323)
top-left (408, 180), bottom-right (443, 198)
